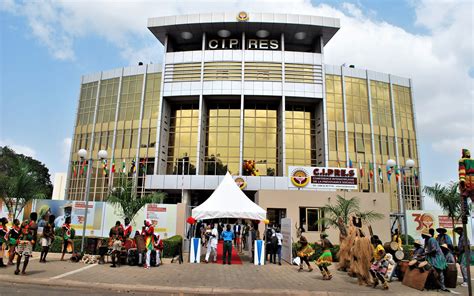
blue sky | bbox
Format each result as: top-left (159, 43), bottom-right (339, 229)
top-left (0, 1), bottom-right (473, 210)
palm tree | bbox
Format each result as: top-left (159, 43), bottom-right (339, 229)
top-left (319, 195), bottom-right (384, 238)
top-left (424, 182), bottom-right (461, 245)
top-left (106, 176), bottom-right (167, 222)
top-left (0, 161), bottom-right (48, 219)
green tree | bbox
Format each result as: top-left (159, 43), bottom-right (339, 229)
top-left (0, 146), bottom-right (52, 219)
top-left (423, 182), bottom-right (461, 245)
top-left (107, 176), bottom-right (167, 222)
top-left (319, 195), bottom-right (384, 238)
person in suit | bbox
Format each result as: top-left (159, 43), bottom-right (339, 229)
top-left (233, 221), bottom-right (243, 252)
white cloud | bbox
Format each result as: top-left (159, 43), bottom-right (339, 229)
top-left (2, 0), bottom-right (472, 187)
top-left (0, 139), bottom-right (37, 158)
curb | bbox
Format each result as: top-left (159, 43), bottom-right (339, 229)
top-left (0, 274), bottom-right (335, 295)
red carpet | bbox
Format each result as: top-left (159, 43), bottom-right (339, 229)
top-left (216, 240), bottom-right (242, 264)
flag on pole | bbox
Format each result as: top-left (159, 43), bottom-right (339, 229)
top-left (131, 158), bottom-right (136, 175)
top-left (121, 159), bottom-right (126, 174)
top-left (395, 165), bottom-right (400, 182)
top-left (140, 158), bottom-right (146, 174)
top-left (414, 169), bottom-right (419, 186)
top-left (102, 159), bottom-right (108, 177)
top-left (111, 158), bottom-right (116, 173)
top-left (73, 161), bottom-right (77, 177)
top-left (80, 160), bottom-right (88, 176)
top-left (369, 162), bottom-right (374, 179)
top-left (336, 155), bottom-right (341, 168)
top-left (387, 165), bottom-right (392, 182)
top-left (359, 161), bottom-right (364, 178)
top-left (349, 159), bottom-right (353, 168)
top-left (378, 166), bottom-right (383, 183)
top-left (401, 167), bottom-right (406, 181)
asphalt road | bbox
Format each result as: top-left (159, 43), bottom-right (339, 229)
top-left (0, 282), bottom-right (191, 296)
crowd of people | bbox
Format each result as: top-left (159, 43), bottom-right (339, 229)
top-left (295, 220), bottom-right (470, 291)
top-left (0, 212), bottom-right (56, 275)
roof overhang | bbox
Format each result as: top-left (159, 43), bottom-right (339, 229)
top-left (147, 12), bottom-right (340, 47)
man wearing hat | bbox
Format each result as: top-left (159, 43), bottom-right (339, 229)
top-left (413, 240), bottom-right (424, 260)
top-left (454, 226), bottom-right (470, 287)
top-left (422, 229), bottom-right (449, 292)
top-left (440, 244), bottom-right (455, 264)
top-left (436, 227), bottom-right (453, 251)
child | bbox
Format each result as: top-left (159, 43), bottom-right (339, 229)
top-left (369, 245), bottom-right (393, 290)
top-left (0, 217), bottom-right (8, 267)
top-left (315, 233), bottom-right (334, 280)
top-left (297, 236), bottom-right (314, 272)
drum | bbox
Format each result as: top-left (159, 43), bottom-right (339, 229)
top-left (127, 248), bottom-right (138, 266)
top-left (418, 261), bottom-right (432, 273)
top-left (135, 235), bottom-right (146, 252)
top-left (98, 246), bottom-right (109, 256)
top-left (399, 260), bottom-right (410, 276)
top-left (66, 241), bottom-right (73, 253)
top-left (123, 238), bottom-right (135, 250)
top-left (119, 250), bottom-right (128, 265)
top-left (394, 250), bottom-right (405, 261)
top-left (444, 263), bottom-right (457, 288)
top-left (384, 242), bottom-right (399, 253)
top-left (408, 259), bottom-right (418, 269)
top-left (16, 240), bottom-right (33, 256)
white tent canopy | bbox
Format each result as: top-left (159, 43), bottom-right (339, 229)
top-left (192, 172), bottom-right (266, 220)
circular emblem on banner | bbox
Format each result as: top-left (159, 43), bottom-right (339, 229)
top-left (415, 213), bottom-right (434, 232)
top-left (290, 168), bottom-right (310, 188)
top-left (237, 11), bottom-right (249, 22)
top-left (235, 177), bottom-right (247, 189)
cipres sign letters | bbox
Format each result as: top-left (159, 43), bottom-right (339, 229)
top-left (288, 166), bottom-right (358, 190)
top-left (207, 38), bottom-right (280, 50)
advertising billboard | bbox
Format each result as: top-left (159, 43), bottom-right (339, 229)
top-left (288, 166), bottom-right (358, 190)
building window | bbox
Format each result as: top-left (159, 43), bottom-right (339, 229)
top-left (205, 103), bottom-right (241, 175)
top-left (267, 208), bottom-right (287, 227)
top-left (299, 207), bottom-right (323, 232)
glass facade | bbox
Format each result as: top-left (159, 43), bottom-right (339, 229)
top-left (285, 105), bottom-right (317, 172)
top-left (166, 104), bottom-right (199, 175)
top-left (325, 75), bottom-right (346, 167)
top-left (205, 103), bottom-right (241, 175)
top-left (67, 69), bottom-right (420, 211)
top-left (243, 104), bottom-right (278, 176)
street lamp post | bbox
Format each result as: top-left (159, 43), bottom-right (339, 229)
top-left (78, 149), bottom-right (108, 254)
top-left (387, 158), bottom-right (414, 245)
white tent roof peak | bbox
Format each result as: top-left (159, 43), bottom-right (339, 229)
top-left (192, 172), bottom-right (266, 220)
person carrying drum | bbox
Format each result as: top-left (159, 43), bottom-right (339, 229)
top-left (14, 221), bottom-right (35, 275)
top-left (422, 230), bottom-right (449, 292)
top-left (391, 229), bottom-right (403, 251)
top-left (109, 221), bottom-right (124, 268)
top-left (315, 233), bottom-right (333, 280)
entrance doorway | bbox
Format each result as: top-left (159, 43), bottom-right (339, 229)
top-left (267, 208), bottom-right (287, 227)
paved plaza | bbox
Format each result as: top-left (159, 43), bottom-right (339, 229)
top-left (0, 252), bottom-right (471, 295)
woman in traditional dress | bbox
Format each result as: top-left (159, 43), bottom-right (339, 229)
top-left (297, 236), bottom-right (314, 272)
top-left (315, 233), bottom-right (333, 280)
top-left (60, 217), bottom-right (73, 261)
top-left (422, 230), bottom-right (449, 292)
top-left (14, 221), bottom-right (35, 275)
top-left (7, 219), bottom-right (20, 265)
top-left (0, 217), bottom-right (8, 267)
